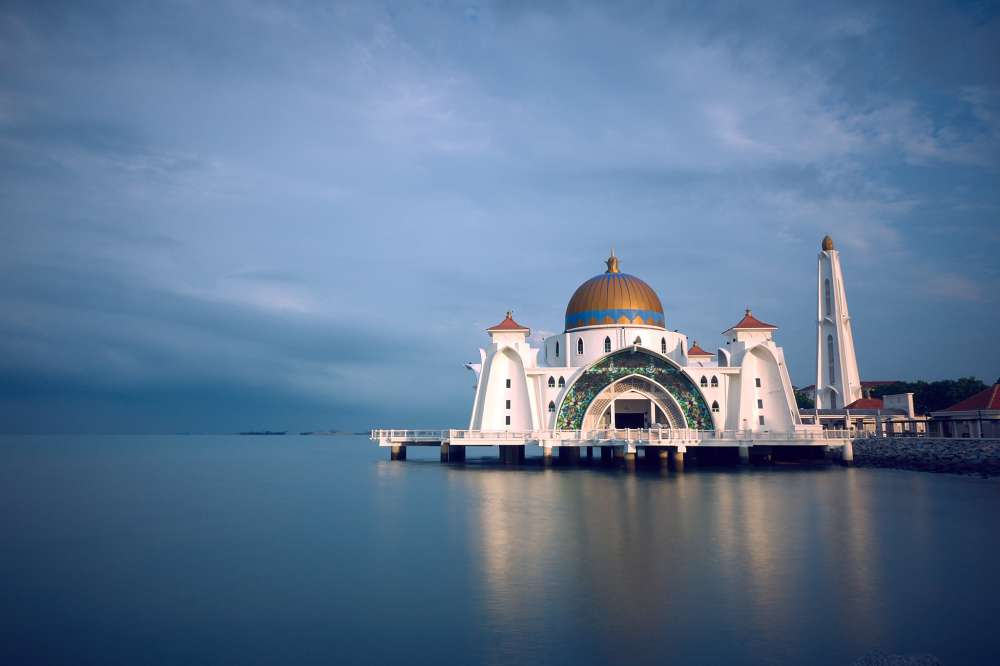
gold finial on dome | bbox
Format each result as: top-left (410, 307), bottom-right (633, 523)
top-left (821, 235), bottom-right (834, 251)
top-left (605, 248), bottom-right (620, 274)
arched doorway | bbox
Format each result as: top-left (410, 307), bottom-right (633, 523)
top-left (581, 375), bottom-right (687, 429)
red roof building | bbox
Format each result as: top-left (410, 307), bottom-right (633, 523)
top-left (845, 397), bottom-right (884, 410)
top-left (939, 383), bottom-right (1000, 412)
top-left (929, 383), bottom-right (1000, 438)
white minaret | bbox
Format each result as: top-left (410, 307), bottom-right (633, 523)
top-left (815, 235), bottom-right (862, 409)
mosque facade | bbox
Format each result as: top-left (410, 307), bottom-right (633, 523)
top-left (466, 252), bottom-right (807, 437)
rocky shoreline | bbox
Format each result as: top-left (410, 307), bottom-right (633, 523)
top-left (852, 437), bottom-right (1000, 477)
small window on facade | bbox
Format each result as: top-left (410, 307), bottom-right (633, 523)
top-left (505, 399), bottom-right (511, 409)
top-left (661, 338), bottom-right (667, 354)
top-left (578, 338), bottom-right (584, 355)
top-left (757, 399), bottom-right (763, 408)
top-left (558, 377), bottom-right (565, 388)
top-left (824, 278), bottom-right (832, 316)
top-left (758, 415), bottom-right (765, 426)
top-left (700, 376), bottom-right (708, 388)
top-left (604, 336), bottom-right (611, 353)
top-left (755, 378), bottom-right (761, 388)
top-left (506, 415), bottom-right (511, 425)
top-left (555, 341), bottom-right (560, 357)
top-left (548, 376), bottom-right (555, 388)
top-left (633, 336), bottom-right (641, 345)
top-left (711, 376), bottom-right (718, 388)
top-left (712, 400), bottom-right (719, 413)
top-left (506, 379), bottom-right (511, 389)
top-left (548, 401), bottom-right (555, 413)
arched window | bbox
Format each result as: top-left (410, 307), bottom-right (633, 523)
top-left (548, 376), bottom-right (555, 388)
top-left (548, 401), bottom-right (555, 413)
top-left (827, 334), bottom-right (836, 383)
top-left (710, 376), bottom-right (718, 388)
top-left (604, 336), bottom-right (611, 353)
top-left (558, 376), bottom-right (565, 388)
top-left (712, 400), bottom-right (720, 413)
top-left (828, 388), bottom-right (838, 410)
top-left (700, 376), bottom-right (708, 388)
top-left (577, 338), bottom-right (584, 355)
top-left (660, 337), bottom-right (667, 354)
top-left (555, 341), bottom-right (560, 357)
top-left (824, 278), bottom-right (832, 316)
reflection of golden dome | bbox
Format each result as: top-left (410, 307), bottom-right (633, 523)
top-left (565, 253), bottom-right (665, 331)
top-left (821, 235), bottom-right (834, 251)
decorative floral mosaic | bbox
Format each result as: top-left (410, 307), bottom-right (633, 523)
top-left (556, 349), bottom-right (713, 430)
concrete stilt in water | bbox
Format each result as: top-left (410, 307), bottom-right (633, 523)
top-left (449, 445), bottom-right (466, 462)
top-left (669, 447), bottom-right (685, 471)
top-left (623, 449), bottom-right (637, 471)
top-left (543, 446), bottom-right (554, 466)
top-left (559, 447), bottom-right (581, 465)
top-left (587, 446), bottom-right (594, 461)
top-left (500, 445), bottom-right (525, 464)
top-left (601, 447), bottom-right (614, 463)
top-left (841, 440), bottom-right (854, 464)
top-left (613, 446), bottom-right (626, 461)
top-left (440, 442), bottom-right (450, 462)
top-left (657, 447), bottom-right (670, 466)
top-left (739, 446), bottom-right (751, 465)
top-left (390, 445), bottom-right (406, 461)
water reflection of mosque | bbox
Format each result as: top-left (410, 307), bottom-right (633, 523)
top-left (460, 466), bottom-right (885, 662)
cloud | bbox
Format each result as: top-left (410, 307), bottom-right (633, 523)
top-left (1, 0), bottom-right (999, 431)
top-left (925, 272), bottom-right (988, 302)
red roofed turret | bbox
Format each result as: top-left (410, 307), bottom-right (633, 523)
top-left (723, 308), bottom-right (777, 333)
top-left (487, 311), bottom-right (530, 335)
top-left (687, 341), bottom-right (712, 357)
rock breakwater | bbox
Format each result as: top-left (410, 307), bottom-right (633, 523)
top-left (852, 437), bottom-right (1000, 476)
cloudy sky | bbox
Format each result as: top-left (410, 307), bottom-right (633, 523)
top-left (1, 1), bottom-right (998, 433)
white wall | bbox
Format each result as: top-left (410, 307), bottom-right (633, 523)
top-left (544, 326), bottom-right (686, 368)
top-left (471, 346), bottom-right (535, 430)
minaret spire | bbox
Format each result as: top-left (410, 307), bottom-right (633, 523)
top-left (815, 235), bottom-right (861, 409)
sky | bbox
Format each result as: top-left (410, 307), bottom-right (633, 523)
top-left (1, 0), bottom-right (998, 433)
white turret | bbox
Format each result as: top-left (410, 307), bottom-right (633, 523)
top-left (815, 235), bottom-right (862, 409)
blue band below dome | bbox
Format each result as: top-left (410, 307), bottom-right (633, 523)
top-left (565, 308), bottom-right (665, 330)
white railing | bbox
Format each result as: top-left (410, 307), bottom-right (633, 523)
top-left (371, 428), bottom-right (851, 444)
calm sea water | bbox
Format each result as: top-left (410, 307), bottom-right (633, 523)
top-left (2, 435), bottom-right (998, 665)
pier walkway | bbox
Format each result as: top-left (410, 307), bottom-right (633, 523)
top-left (371, 428), bottom-right (854, 464)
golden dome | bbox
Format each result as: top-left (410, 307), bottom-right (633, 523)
top-left (821, 235), bottom-right (834, 251)
top-left (565, 253), bottom-right (665, 331)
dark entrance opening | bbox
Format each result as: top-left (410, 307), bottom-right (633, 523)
top-left (614, 413), bottom-right (645, 428)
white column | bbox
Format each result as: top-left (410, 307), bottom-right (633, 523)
top-left (815, 236), bottom-right (862, 409)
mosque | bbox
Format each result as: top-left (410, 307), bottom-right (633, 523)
top-left (466, 251), bottom-right (804, 437)
top-left (373, 240), bottom-right (853, 463)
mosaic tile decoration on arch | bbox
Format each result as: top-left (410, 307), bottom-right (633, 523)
top-left (556, 348), bottom-right (714, 430)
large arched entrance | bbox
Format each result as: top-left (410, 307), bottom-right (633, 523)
top-left (556, 347), bottom-right (714, 430)
top-left (581, 375), bottom-right (687, 429)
